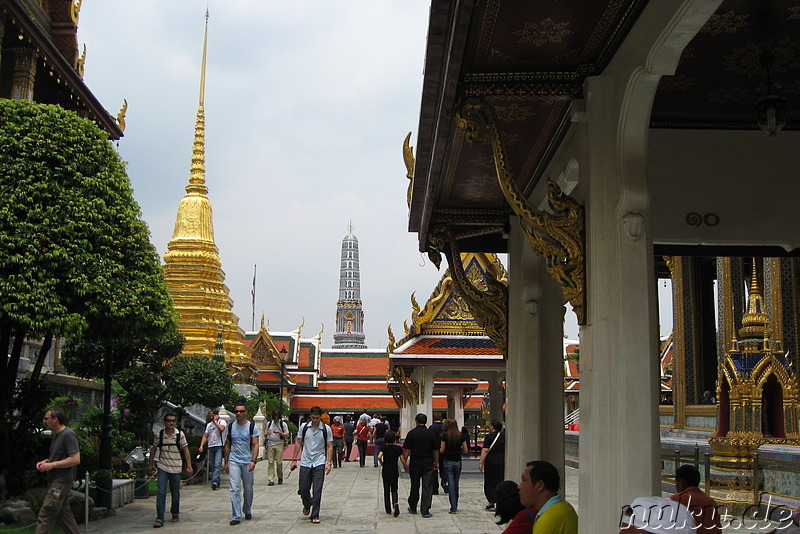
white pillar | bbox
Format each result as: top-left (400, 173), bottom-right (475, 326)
top-left (253, 406), bottom-right (266, 460)
top-left (505, 221), bottom-right (566, 482)
top-left (487, 374), bottom-right (504, 426)
top-left (452, 387), bottom-right (465, 427)
top-left (399, 402), bottom-right (414, 439)
top-left (411, 365), bottom-right (434, 424)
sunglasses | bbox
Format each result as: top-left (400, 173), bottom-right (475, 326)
top-left (165, 419), bottom-right (177, 423)
top-left (234, 410), bottom-right (246, 413)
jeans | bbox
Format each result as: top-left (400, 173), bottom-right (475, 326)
top-left (266, 443), bottom-right (285, 483)
top-left (208, 446), bottom-right (223, 486)
top-left (443, 460), bottom-right (462, 512)
top-left (156, 468), bottom-right (181, 522)
top-left (228, 462), bottom-right (254, 521)
top-left (345, 439), bottom-right (353, 461)
top-left (373, 437), bottom-right (384, 466)
top-left (298, 465), bottom-right (325, 520)
top-left (357, 439), bottom-right (368, 467)
top-left (408, 467), bottom-right (435, 515)
top-left (333, 438), bottom-right (344, 467)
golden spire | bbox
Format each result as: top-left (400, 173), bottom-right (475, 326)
top-left (187, 9), bottom-right (209, 195)
top-left (738, 259), bottom-right (770, 340)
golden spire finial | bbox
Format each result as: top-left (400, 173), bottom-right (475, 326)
top-left (347, 221), bottom-right (355, 235)
top-left (738, 259), bottom-right (770, 340)
top-left (260, 313), bottom-right (265, 329)
top-left (187, 11), bottom-right (209, 194)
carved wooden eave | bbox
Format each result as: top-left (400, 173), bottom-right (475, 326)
top-left (388, 366), bottom-right (420, 405)
top-left (454, 98), bottom-right (586, 324)
top-left (426, 227), bottom-right (509, 354)
top-left (0, 0), bottom-right (123, 138)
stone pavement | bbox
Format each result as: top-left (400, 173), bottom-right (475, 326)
top-left (89, 460), bottom-right (546, 534)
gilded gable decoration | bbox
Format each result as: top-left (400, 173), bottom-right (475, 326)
top-left (455, 98), bottom-right (586, 324)
top-left (427, 226), bottom-right (508, 354)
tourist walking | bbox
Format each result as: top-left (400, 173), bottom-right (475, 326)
top-left (148, 412), bottom-right (193, 527)
top-left (265, 410), bottom-right (289, 486)
top-left (439, 418), bottom-right (468, 513)
top-left (331, 416), bottom-right (346, 467)
top-left (223, 404), bottom-right (259, 525)
top-left (343, 416), bottom-right (355, 462)
top-left (372, 416), bottom-right (388, 467)
top-left (378, 430), bottom-right (402, 517)
top-left (355, 415), bottom-right (371, 467)
top-left (290, 406), bottom-right (333, 524)
top-left (400, 413), bottom-right (438, 518)
top-left (198, 409), bottom-right (226, 490)
top-left (35, 407), bottom-right (81, 534)
top-left (428, 412), bottom-right (445, 494)
top-left (479, 420), bottom-right (505, 510)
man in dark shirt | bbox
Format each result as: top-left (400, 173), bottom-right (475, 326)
top-left (343, 417), bottom-right (355, 462)
top-left (428, 412), bottom-right (445, 494)
top-left (372, 417), bottom-right (388, 467)
top-left (35, 407), bottom-right (81, 534)
top-left (401, 413), bottom-right (439, 518)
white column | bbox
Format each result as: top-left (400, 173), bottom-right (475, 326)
top-left (487, 374), bottom-right (504, 426)
top-left (505, 221), bottom-right (566, 482)
top-left (399, 402), bottom-right (414, 439)
top-left (411, 365), bottom-right (434, 424)
top-left (253, 406), bottom-right (266, 460)
top-left (452, 387), bottom-right (465, 427)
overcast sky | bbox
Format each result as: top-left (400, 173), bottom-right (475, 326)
top-left (75, 1), bottom-right (457, 349)
top-left (76, 2), bottom-right (674, 348)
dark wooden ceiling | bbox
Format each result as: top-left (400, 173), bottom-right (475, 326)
top-left (411, 0), bottom-right (800, 252)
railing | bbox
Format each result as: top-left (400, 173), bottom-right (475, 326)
top-left (564, 408), bottom-right (580, 427)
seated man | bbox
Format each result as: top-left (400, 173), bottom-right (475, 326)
top-left (619, 496), bottom-right (696, 533)
top-left (670, 465), bottom-right (721, 533)
top-left (517, 460), bottom-right (577, 533)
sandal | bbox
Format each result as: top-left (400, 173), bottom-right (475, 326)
top-left (311, 518), bottom-right (321, 524)
top-left (153, 521), bottom-right (163, 528)
top-left (170, 517), bottom-right (179, 522)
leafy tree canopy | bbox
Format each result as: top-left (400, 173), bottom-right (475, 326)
top-left (163, 356), bottom-right (234, 408)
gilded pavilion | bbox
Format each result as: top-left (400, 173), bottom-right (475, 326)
top-left (162, 15), bottom-right (255, 383)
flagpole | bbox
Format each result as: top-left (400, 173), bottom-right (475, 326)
top-left (251, 264), bottom-right (256, 331)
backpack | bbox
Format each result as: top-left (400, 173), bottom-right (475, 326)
top-left (300, 422), bottom-right (328, 442)
top-left (158, 429), bottom-right (182, 450)
top-left (228, 421), bottom-right (256, 440)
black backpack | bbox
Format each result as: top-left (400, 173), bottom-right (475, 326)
top-left (228, 421), bottom-right (256, 440)
top-left (300, 422), bottom-right (328, 442)
top-left (158, 429), bottom-right (182, 450)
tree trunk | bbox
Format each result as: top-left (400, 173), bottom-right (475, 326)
top-left (97, 348), bottom-right (114, 509)
top-left (30, 333), bottom-right (54, 382)
top-left (0, 318), bottom-right (12, 404)
top-left (5, 323), bottom-right (27, 400)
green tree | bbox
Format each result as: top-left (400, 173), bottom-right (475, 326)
top-left (163, 356), bottom-right (234, 409)
top-left (0, 99), bottom-right (176, 495)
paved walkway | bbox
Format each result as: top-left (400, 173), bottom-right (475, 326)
top-left (90, 460), bottom-right (549, 534)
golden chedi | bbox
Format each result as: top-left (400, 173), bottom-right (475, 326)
top-left (163, 14), bottom-right (255, 383)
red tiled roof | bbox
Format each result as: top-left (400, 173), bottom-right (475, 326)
top-left (401, 336), bottom-right (501, 355)
top-left (321, 354), bottom-right (389, 377)
top-left (292, 396), bottom-right (399, 410)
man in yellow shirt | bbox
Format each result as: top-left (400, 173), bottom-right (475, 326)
top-left (518, 460), bottom-right (578, 534)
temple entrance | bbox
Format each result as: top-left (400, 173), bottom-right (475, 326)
top-left (762, 374), bottom-right (784, 438)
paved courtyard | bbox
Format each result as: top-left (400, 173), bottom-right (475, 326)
top-left (89, 460), bottom-right (537, 534)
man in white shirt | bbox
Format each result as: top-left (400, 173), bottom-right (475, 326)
top-left (290, 406), bottom-right (333, 524)
top-left (198, 409), bottom-right (227, 490)
top-left (265, 410), bottom-right (289, 486)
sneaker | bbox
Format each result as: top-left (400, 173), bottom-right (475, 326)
top-left (245, 514), bottom-right (252, 520)
top-left (407, 507), bottom-right (417, 515)
top-left (485, 503), bottom-right (495, 510)
top-left (268, 481), bottom-right (274, 486)
top-left (211, 482), bottom-right (218, 490)
top-left (422, 513), bottom-right (433, 518)
top-left (393, 504), bottom-right (400, 517)
top-left (229, 520), bottom-right (240, 526)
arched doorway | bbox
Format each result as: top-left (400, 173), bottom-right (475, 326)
top-left (761, 374), bottom-right (784, 438)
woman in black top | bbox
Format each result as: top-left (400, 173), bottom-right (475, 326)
top-left (378, 430), bottom-right (403, 517)
top-left (439, 418), bottom-right (468, 513)
top-left (479, 420), bottom-right (505, 509)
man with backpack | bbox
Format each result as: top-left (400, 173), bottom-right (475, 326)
top-left (265, 410), bottom-right (289, 486)
top-left (148, 413), bottom-right (193, 528)
top-left (290, 406), bottom-right (333, 524)
top-left (224, 404), bottom-right (260, 525)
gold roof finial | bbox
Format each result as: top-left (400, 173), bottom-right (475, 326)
top-left (116, 99), bottom-right (127, 133)
top-left (260, 313), bottom-right (265, 329)
top-left (738, 259), bottom-right (771, 340)
top-left (403, 132), bottom-right (415, 207)
top-left (187, 10), bottom-right (209, 194)
top-left (347, 221), bottom-right (355, 235)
